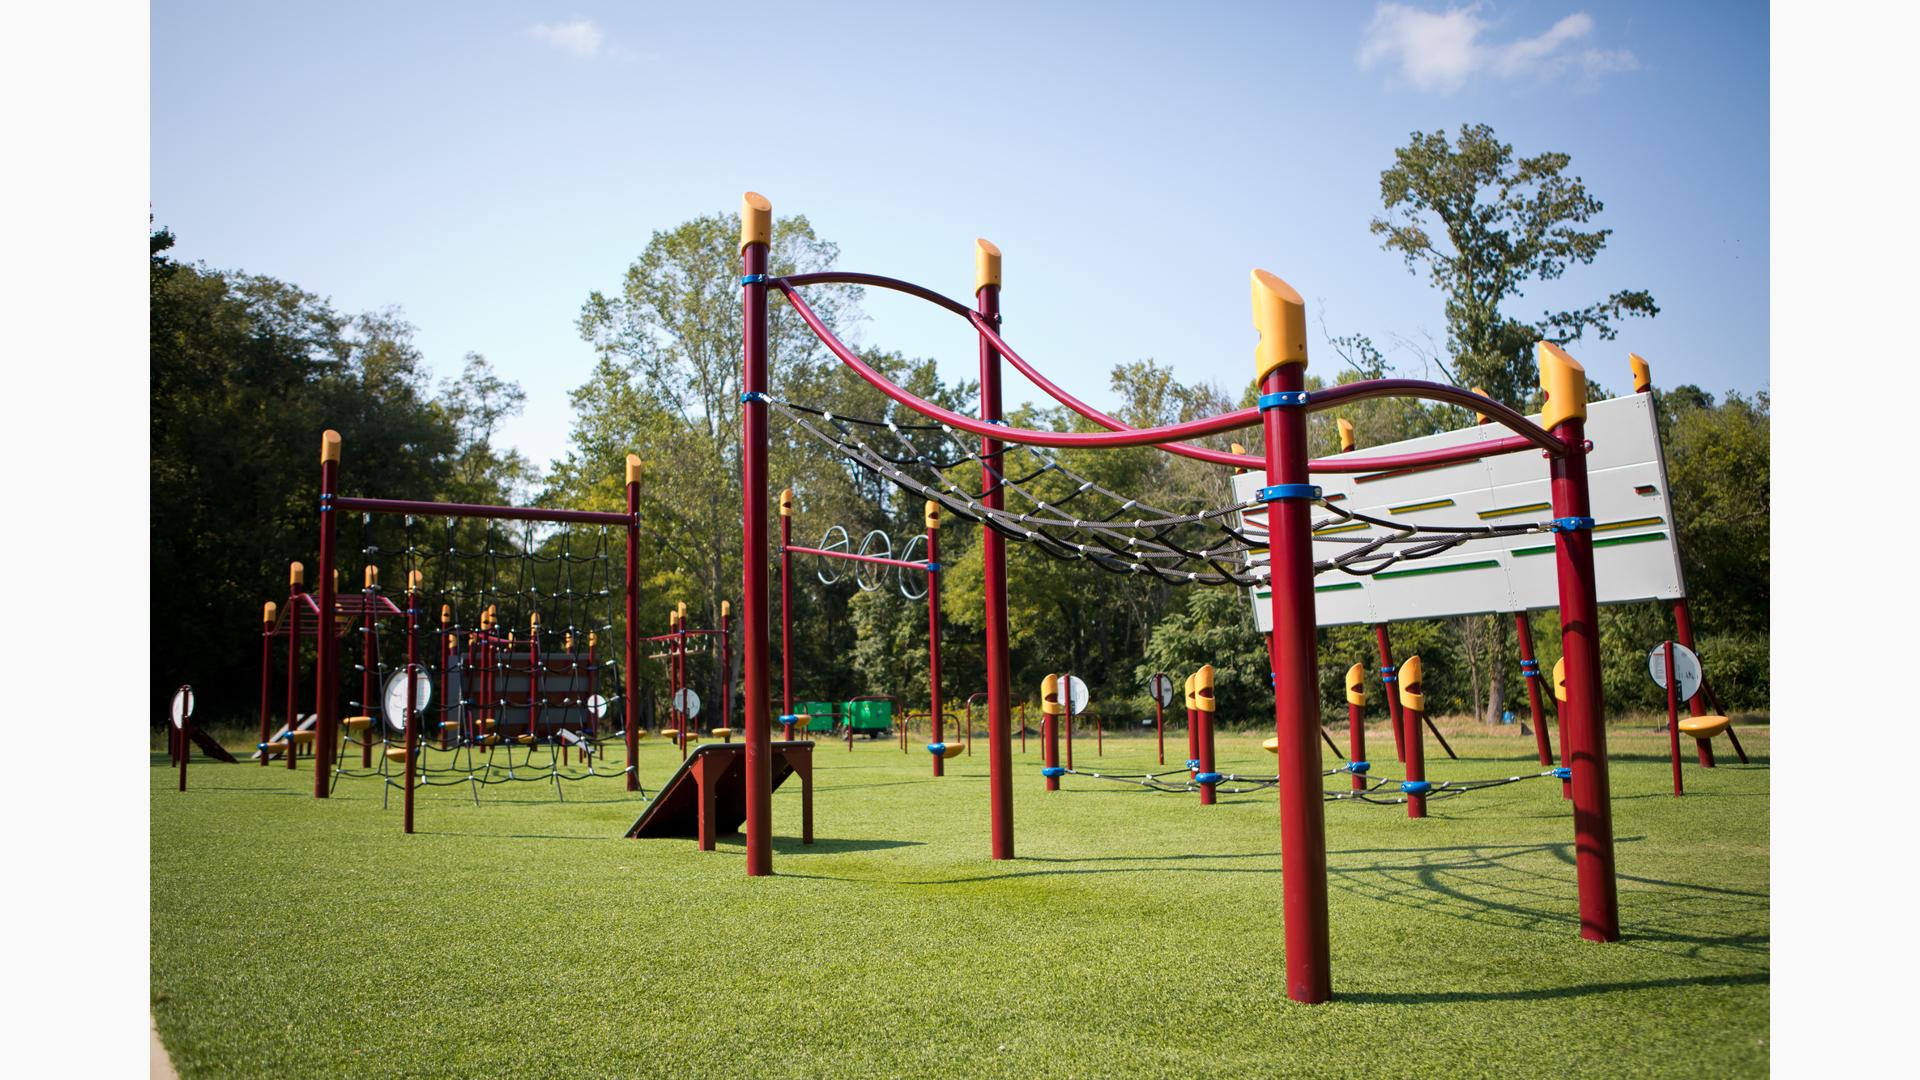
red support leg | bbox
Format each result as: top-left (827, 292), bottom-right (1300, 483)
top-left (1672, 600), bottom-right (1717, 767)
top-left (259, 605), bottom-right (274, 768)
top-left (287, 569), bottom-right (303, 771)
top-left (1253, 272), bottom-right (1332, 1003)
top-left (1542, 343), bottom-right (1621, 943)
top-left (976, 241), bottom-right (1013, 860)
top-left (740, 194), bottom-right (774, 877)
top-left (928, 502), bottom-right (945, 778)
top-left (1401, 657), bottom-right (1426, 820)
top-left (1375, 624), bottom-right (1405, 762)
top-left (625, 458), bottom-right (641, 790)
top-left (1345, 664), bottom-right (1366, 791)
top-left (314, 433), bottom-right (341, 799)
top-left (404, 577), bottom-right (420, 833)
top-left (1665, 640), bottom-right (1683, 797)
top-left (1515, 611), bottom-right (1554, 765)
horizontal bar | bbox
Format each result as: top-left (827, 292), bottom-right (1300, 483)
top-left (332, 495), bottom-right (631, 527)
top-left (1305, 381), bottom-right (1564, 456)
top-left (783, 544), bottom-right (935, 573)
top-left (1312, 436), bottom-right (1539, 474)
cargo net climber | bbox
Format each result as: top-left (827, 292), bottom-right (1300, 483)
top-left (771, 400), bottom-right (1553, 586)
top-left (322, 512), bottom-right (636, 803)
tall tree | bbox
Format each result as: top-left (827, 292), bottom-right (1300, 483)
top-left (1370, 123), bottom-right (1658, 404)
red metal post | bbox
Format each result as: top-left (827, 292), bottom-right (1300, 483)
top-left (1515, 611), bottom-right (1554, 765)
top-left (625, 456), bottom-right (641, 791)
top-left (314, 432), bottom-right (341, 798)
top-left (1671, 600), bottom-right (1717, 767)
top-left (287, 565), bottom-right (303, 770)
top-left (177, 686), bottom-right (190, 791)
top-left (1196, 665), bottom-right (1217, 806)
top-left (977, 239), bottom-right (1013, 859)
top-left (361, 571), bottom-right (376, 768)
top-left (1400, 656), bottom-right (1427, 819)
top-left (529, 613), bottom-right (542, 742)
top-left (740, 193), bottom-right (774, 876)
top-left (1154, 677), bottom-right (1165, 765)
top-left (1375, 624), bottom-right (1405, 762)
top-left (259, 601), bottom-right (275, 767)
top-left (1345, 664), bottom-right (1366, 791)
top-left (1541, 342), bottom-right (1621, 943)
top-left (721, 601), bottom-right (733, 738)
top-left (1253, 271), bottom-right (1332, 1003)
top-left (404, 573), bottom-right (420, 833)
top-left (1041, 674), bottom-right (1061, 792)
top-left (927, 501), bottom-right (945, 777)
top-left (1063, 671), bottom-right (1074, 771)
top-left (1665, 640), bottom-right (1683, 796)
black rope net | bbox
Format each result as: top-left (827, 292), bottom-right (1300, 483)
top-left (772, 399), bottom-right (1551, 587)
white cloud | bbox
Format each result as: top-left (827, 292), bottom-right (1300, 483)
top-left (530, 19), bottom-right (605, 58)
top-left (1358, 5), bottom-right (1636, 95)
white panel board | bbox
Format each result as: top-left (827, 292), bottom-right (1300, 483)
top-left (1235, 394), bottom-right (1686, 630)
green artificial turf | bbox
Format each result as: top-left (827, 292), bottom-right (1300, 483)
top-left (151, 723), bottom-right (1768, 1078)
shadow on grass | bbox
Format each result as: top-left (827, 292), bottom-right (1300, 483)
top-left (1339, 969), bottom-right (1768, 1005)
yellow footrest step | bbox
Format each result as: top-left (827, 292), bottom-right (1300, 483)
top-left (1678, 715), bottom-right (1731, 740)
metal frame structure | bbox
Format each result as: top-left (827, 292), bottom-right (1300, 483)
top-left (777, 490), bottom-right (948, 775)
top-left (733, 192), bottom-right (1619, 1003)
top-left (305, 438), bottom-right (645, 831)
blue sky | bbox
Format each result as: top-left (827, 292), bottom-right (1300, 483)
top-left (152, 2), bottom-right (1767, 470)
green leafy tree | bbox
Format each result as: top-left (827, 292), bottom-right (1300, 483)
top-left (1370, 123), bottom-right (1658, 405)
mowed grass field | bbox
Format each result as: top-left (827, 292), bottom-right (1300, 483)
top-left (151, 720), bottom-right (1768, 1078)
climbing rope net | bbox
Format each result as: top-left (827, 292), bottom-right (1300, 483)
top-left (317, 513), bottom-right (641, 802)
top-left (1052, 760), bottom-right (1569, 802)
top-left (773, 400), bottom-right (1552, 587)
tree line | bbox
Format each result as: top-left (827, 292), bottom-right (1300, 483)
top-left (151, 125), bottom-right (1767, 734)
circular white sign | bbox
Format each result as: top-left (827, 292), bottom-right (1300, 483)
top-left (1647, 642), bottom-right (1703, 703)
top-left (586, 693), bottom-right (608, 719)
top-left (1147, 673), bottom-right (1173, 708)
top-left (673, 687), bottom-right (703, 719)
top-left (170, 686), bottom-right (194, 729)
top-left (1057, 675), bottom-right (1089, 714)
top-left (382, 666), bottom-right (434, 733)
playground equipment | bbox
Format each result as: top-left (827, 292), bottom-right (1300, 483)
top-left (778, 490), bottom-right (949, 773)
top-left (626, 740), bottom-right (816, 851)
top-left (646, 601), bottom-right (732, 758)
top-left (1649, 640), bottom-right (1742, 794)
top-left (732, 192), bottom-right (1624, 1002)
top-left (283, 435), bottom-right (644, 832)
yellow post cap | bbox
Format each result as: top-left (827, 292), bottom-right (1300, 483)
top-left (925, 500), bottom-right (941, 530)
top-left (263, 601), bottom-right (278, 624)
top-left (975, 238), bottom-right (1002, 294)
top-left (1041, 674), bottom-right (1062, 715)
top-left (1337, 417), bottom-right (1355, 453)
top-left (289, 561), bottom-right (305, 587)
top-left (364, 565), bottom-right (379, 588)
top-left (1195, 664), bottom-right (1216, 712)
top-left (530, 611), bottom-right (540, 629)
top-left (1630, 353), bottom-right (1652, 394)
top-left (780, 488), bottom-right (793, 517)
top-left (626, 454), bottom-right (643, 485)
top-left (677, 600), bottom-right (687, 620)
top-left (721, 600), bottom-right (730, 618)
top-left (1536, 342), bottom-right (1589, 429)
top-left (321, 429), bottom-right (341, 463)
top-left (1397, 655), bottom-right (1425, 712)
top-left (1553, 657), bottom-right (1568, 703)
top-left (740, 192), bottom-right (772, 251)
top-left (1251, 270), bottom-right (1308, 382)
top-left (1471, 387), bottom-right (1493, 425)
top-left (408, 570), bottom-right (422, 591)
top-left (440, 604), bottom-right (450, 622)
top-left (1345, 663), bottom-right (1366, 706)
top-left (588, 630), bottom-right (598, 647)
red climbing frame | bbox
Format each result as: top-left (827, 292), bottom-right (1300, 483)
top-left (734, 193), bottom-right (1620, 1000)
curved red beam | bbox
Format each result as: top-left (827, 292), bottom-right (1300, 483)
top-left (773, 274), bottom-right (1567, 464)
top-left (1310, 435), bottom-right (1542, 473)
top-left (1306, 380), bottom-right (1563, 456)
top-left (775, 282), bottom-right (1264, 449)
